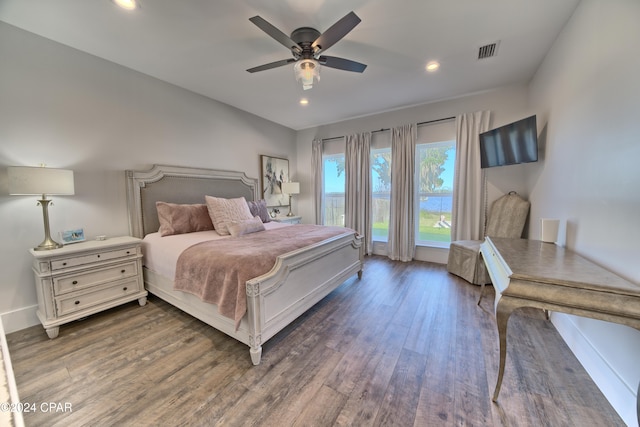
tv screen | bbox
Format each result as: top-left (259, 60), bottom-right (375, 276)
top-left (479, 115), bottom-right (538, 168)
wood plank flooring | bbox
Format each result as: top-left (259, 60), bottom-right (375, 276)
top-left (7, 256), bottom-right (625, 426)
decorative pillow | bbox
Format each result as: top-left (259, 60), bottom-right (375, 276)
top-left (156, 202), bottom-right (214, 237)
top-left (205, 196), bottom-right (254, 236)
top-left (227, 216), bottom-right (266, 237)
top-left (246, 199), bottom-right (271, 223)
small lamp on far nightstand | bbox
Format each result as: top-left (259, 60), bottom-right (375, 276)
top-left (8, 165), bottom-right (75, 251)
top-left (282, 182), bottom-right (300, 217)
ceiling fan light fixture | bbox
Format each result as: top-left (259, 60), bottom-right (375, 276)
top-left (294, 59), bottom-right (320, 90)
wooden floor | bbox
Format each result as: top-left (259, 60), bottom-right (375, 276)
top-left (8, 256), bottom-right (625, 427)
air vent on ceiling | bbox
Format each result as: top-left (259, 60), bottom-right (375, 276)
top-left (478, 41), bottom-right (500, 60)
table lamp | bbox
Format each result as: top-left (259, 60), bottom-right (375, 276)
top-left (8, 166), bottom-right (75, 251)
top-left (281, 182), bottom-right (300, 217)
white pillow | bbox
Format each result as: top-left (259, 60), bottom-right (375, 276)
top-left (227, 216), bottom-right (266, 237)
top-left (205, 196), bottom-right (254, 236)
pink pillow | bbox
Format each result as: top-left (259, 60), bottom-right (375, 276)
top-left (156, 202), bottom-right (214, 236)
top-left (205, 196), bottom-right (254, 236)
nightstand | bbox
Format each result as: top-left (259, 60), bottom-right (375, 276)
top-left (29, 236), bottom-right (147, 339)
top-left (271, 215), bottom-right (302, 224)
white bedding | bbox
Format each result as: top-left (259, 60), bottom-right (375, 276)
top-left (141, 221), bottom-right (289, 280)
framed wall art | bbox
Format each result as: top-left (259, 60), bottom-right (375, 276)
top-left (260, 155), bottom-right (289, 207)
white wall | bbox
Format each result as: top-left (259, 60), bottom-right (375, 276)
top-left (295, 84), bottom-right (537, 262)
top-left (528, 1), bottom-right (640, 424)
top-left (0, 22), bottom-right (296, 332)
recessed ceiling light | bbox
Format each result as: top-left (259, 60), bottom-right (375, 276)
top-left (426, 61), bottom-right (440, 72)
top-left (300, 98), bottom-right (309, 106)
top-left (113, 0), bottom-right (138, 10)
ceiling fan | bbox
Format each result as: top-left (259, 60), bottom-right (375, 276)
top-left (247, 11), bottom-right (367, 90)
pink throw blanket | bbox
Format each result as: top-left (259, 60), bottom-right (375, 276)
top-left (174, 225), bottom-right (354, 329)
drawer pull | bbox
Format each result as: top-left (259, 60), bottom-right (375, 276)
top-left (72, 280), bottom-right (78, 285)
top-left (123, 287), bottom-right (128, 291)
top-left (121, 269), bottom-right (126, 273)
top-left (74, 300), bottom-right (80, 305)
top-left (97, 255), bottom-right (101, 258)
top-left (126, 251), bottom-right (131, 255)
top-left (62, 262), bottom-right (67, 266)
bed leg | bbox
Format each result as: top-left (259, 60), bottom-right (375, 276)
top-left (250, 346), bottom-right (262, 365)
top-left (357, 269), bottom-right (363, 279)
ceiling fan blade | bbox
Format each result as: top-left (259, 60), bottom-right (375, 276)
top-left (247, 58), bottom-right (297, 73)
top-left (249, 16), bottom-right (302, 55)
top-left (311, 11), bottom-right (361, 55)
top-left (318, 56), bottom-right (367, 73)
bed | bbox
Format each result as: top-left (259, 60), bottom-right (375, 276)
top-left (125, 164), bottom-right (363, 364)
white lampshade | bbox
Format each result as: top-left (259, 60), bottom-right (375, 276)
top-left (8, 166), bottom-right (75, 196)
top-left (282, 182), bottom-right (300, 195)
top-left (293, 59), bottom-right (320, 90)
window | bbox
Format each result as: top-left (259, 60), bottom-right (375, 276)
top-left (322, 154), bottom-right (345, 226)
top-left (415, 140), bottom-right (455, 246)
top-left (371, 147), bottom-right (391, 241)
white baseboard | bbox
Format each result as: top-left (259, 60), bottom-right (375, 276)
top-left (370, 241), bottom-right (449, 265)
top-left (414, 245), bottom-right (449, 264)
top-left (551, 313), bottom-right (638, 427)
top-left (0, 305), bottom-right (39, 335)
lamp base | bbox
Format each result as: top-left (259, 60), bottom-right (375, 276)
top-left (34, 198), bottom-right (64, 251)
top-left (34, 237), bottom-right (63, 251)
top-left (286, 194), bottom-right (294, 216)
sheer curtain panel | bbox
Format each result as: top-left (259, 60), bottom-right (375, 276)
top-left (387, 124), bottom-right (417, 262)
top-left (311, 138), bottom-right (324, 225)
top-left (451, 111), bottom-right (491, 241)
top-left (345, 132), bottom-right (372, 255)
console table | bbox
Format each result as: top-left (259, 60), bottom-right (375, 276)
top-left (480, 237), bottom-right (640, 419)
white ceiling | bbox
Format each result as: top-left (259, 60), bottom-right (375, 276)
top-left (0, 0), bottom-right (580, 131)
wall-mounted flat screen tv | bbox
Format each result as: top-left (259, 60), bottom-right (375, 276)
top-left (479, 115), bottom-right (538, 168)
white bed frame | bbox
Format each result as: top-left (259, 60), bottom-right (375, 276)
top-left (126, 164), bottom-right (363, 364)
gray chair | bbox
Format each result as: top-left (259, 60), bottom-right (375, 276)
top-left (447, 191), bottom-right (530, 293)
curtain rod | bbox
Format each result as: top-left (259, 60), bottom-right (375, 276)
top-left (320, 116), bottom-right (455, 142)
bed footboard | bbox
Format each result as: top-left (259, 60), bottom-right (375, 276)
top-left (246, 231), bottom-right (363, 364)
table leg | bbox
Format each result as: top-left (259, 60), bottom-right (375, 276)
top-left (492, 301), bottom-right (513, 402)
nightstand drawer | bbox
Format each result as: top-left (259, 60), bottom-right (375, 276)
top-left (55, 278), bottom-right (142, 317)
top-left (53, 261), bottom-right (139, 295)
top-left (51, 247), bottom-right (137, 271)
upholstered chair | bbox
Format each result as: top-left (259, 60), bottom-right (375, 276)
top-left (447, 191), bottom-right (530, 286)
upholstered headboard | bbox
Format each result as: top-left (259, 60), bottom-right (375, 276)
top-left (126, 164), bottom-right (258, 238)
